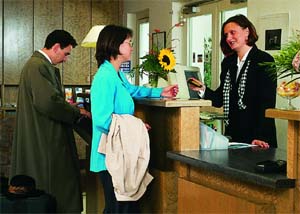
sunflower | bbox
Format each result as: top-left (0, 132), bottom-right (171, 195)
top-left (158, 48), bottom-right (176, 71)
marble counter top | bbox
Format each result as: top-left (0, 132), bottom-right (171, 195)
top-left (134, 98), bottom-right (211, 107)
top-left (167, 148), bottom-right (295, 189)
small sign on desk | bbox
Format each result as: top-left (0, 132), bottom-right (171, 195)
top-left (120, 61), bottom-right (131, 73)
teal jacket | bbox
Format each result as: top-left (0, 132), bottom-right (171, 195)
top-left (90, 60), bottom-right (162, 172)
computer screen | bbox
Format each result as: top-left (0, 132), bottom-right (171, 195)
top-left (168, 64), bottom-right (202, 99)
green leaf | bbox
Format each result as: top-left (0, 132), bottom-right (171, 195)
top-left (260, 30), bottom-right (300, 82)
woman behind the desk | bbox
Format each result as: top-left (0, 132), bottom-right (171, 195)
top-left (188, 14), bottom-right (277, 148)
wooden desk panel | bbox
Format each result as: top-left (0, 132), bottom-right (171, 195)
top-left (134, 98), bottom-right (211, 213)
top-left (266, 108), bottom-right (300, 213)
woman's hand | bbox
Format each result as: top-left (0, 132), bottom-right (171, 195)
top-left (161, 84), bottom-right (179, 98)
top-left (251, 139), bottom-right (269, 148)
top-left (144, 123), bottom-right (151, 131)
top-left (187, 77), bottom-right (205, 92)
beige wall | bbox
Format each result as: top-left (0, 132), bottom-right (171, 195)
top-left (248, 0), bottom-right (300, 34)
top-left (123, 0), bottom-right (173, 70)
top-left (123, 0), bottom-right (172, 36)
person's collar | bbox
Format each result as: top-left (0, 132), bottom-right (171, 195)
top-left (237, 47), bottom-right (252, 65)
top-left (38, 49), bottom-right (52, 64)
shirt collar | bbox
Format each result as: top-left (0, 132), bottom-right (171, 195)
top-left (38, 50), bottom-right (52, 64)
top-left (237, 47), bottom-right (252, 65)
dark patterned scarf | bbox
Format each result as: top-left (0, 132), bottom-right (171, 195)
top-left (223, 60), bottom-right (250, 126)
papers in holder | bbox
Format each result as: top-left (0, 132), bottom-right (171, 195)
top-left (200, 123), bottom-right (229, 150)
top-left (200, 111), bottom-right (226, 120)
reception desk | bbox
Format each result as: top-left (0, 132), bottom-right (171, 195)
top-left (165, 108), bottom-right (299, 213)
top-left (167, 149), bottom-right (295, 213)
top-left (134, 98), bottom-right (211, 213)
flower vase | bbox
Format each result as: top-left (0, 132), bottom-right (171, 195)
top-left (277, 80), bottom-right (300, 110)
top-left (149, 74), bottom-right (159, 88)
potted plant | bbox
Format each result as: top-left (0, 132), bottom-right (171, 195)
top-left (264, 30), bottom-right (300, 110)
top-left (131, 23), bottom-right (184, 87)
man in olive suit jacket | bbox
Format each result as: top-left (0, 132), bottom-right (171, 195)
top-left (10, 30), bottom-right (90, 213)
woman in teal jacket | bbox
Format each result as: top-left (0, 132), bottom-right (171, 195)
top-left (90, 25), bottom-right (178, 213)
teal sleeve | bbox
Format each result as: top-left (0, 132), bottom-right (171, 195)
top-left (120, 72), bottom-right (163, 98)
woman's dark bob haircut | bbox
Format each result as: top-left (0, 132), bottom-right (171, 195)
top-left (220, 14), bottom-right (258, 53)
top-left (95, 25), bottom-right (133, 67)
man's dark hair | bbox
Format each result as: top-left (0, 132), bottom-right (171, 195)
top-left (44, 29), bottom-right (77, 49)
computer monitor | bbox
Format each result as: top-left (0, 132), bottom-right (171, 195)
top-left (168, 64), bottom-right (202, 99)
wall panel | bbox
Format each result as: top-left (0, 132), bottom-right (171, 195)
top-left (3, 0), bottom-right (33, 84)
top-left (90, 0), bottom-right (122, 78)
top-left (63, 0), bottom-right (91, 85)
top-left (34, 0), bottom-right (63, 50)
top-left (0, 0), bottom-right (3, 84)
top-left (34, 0), bottom-right (63, 75)
top-left (92, 0), bottom-right (121, 25)
top-left (0, 0), bottom-right (123, 112)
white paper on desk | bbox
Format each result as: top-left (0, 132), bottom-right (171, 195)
top-left (200, 122), bottom-right (228, 150)
top-left (228, 142), bottom-right (258, 149)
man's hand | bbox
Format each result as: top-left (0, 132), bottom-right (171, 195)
top-left (79, 108), bottom-right (91, 119)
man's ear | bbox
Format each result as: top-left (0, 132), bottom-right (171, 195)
top-left (52, 43), bottom-right (61, 53)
